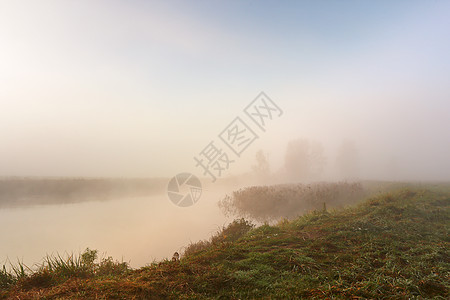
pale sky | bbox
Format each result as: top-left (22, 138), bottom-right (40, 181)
top-left (1, 0), bottom-right (449, 180)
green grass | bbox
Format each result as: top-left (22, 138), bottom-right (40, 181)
top-left (1, 187), bottom-right (449, 299)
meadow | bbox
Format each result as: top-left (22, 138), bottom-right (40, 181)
top-left (1, 182), bottom-right (448, 299)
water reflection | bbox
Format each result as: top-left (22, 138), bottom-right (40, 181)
top-left (0, 190), bottom-right (230, 269)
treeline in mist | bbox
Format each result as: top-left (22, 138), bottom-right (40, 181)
top-left (0, 177), bottom-right (167, 208)
top-left (249, 138), bottom-right (359, 186)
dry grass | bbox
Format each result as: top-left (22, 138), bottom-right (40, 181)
top-left (183, 218), bottom-right (254, 257)
top-left (219, 181), bottom-right (365, 222)
top-left (1, 185), bottom-right (449, 299)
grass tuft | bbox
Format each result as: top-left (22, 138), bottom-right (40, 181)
top-left (1, 185), bottom-right (449, 299)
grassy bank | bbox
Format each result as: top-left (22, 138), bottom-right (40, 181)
top-left (1, 188), bottom-right (449, 299)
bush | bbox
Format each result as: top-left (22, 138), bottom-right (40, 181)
top-left (97, 256), bottom-right (129, 276)
top-left (214, 218), bottom-right (255, 243)
top-left (184, 219), bottom-right (254, 257)
top-left (219, 182), bottom-right (365, 222)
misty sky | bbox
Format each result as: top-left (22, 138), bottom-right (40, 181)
top-left (1, 0), bottom-right (449, 180)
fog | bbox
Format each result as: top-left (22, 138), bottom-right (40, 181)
top-left (1, 1), bottom-right (449, 268)
top-left (0, 188), bottom-right (232, 268)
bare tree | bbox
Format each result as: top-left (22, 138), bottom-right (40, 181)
top-left (252, 150), bottom-right (270, 184)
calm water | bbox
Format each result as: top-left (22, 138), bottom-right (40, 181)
top-left (0, 190), bottom-right (230, 269)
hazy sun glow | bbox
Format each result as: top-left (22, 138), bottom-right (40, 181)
top-left (1, 0), bottom-right (449, 180)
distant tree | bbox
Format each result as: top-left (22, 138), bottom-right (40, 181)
top-left (284, 139), bottom-right (326, 182)
top-left (252, 150), bottom-right (270, 183)
top-left (336, 140), bottom-right (359, 180)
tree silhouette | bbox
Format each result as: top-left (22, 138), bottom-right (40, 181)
top-left (252, 150), bottom-right (270, 184)
top-left (284, 138), bottom-right (326, 182)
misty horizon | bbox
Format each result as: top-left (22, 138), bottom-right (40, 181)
top-left (1, 2), bottom-right (449, 297)
top-left (1, 0), bottom-right (449, 182)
